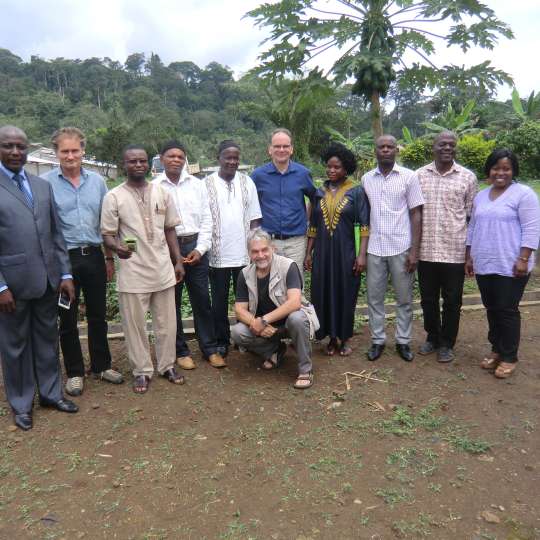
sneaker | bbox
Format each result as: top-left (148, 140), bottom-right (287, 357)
top-left (418, 341), bottom-right (438, 355)
top-left (177, 356), bottom-right (196, 370)
top-left (94, 369), bottom-right (124, 384)
top-left (65, 376), bottom-right (84, 396)
top-left (437, 347), bottom-right (455, 363)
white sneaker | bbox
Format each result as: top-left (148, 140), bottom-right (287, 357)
top-left (65, 376), bottom-right (84, 396)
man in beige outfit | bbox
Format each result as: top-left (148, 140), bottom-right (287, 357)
top-left (101, 145), bottom-right (185, 393)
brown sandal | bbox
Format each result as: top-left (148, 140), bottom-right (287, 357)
top-left (326, 339), bottom-right (338, 356)
top-left (480, 354), bottom-right (500, 370)
top-left (494, 362), bottom-right (517, 379)
top-left (293, 372), bottom-right (313, 390)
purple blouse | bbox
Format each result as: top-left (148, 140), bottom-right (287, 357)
top-left (466, 183), bottom-right (540, 277)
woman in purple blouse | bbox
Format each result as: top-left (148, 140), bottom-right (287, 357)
top-left (465, 149), bottom-right (540, 378)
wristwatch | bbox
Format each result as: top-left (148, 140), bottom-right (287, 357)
top-left (261, 318), bottom-right (269, 327)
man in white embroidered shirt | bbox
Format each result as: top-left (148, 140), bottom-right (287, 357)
top-left (153, 140), bottom-right (225, 369)
top-left (204, 140), bottom-right (262, 358)
top-left (362, 135), bottom-right (424, 363)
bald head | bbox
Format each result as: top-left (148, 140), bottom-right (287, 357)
top-left (0, 125), bottom-right (27, 143)
top-left (0, 125), bottom-right (29, 172)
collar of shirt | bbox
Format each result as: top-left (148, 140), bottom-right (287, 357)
top-left (261, 160), bottom-right (301, 176)
top-left (55, 167), bottom-right (89, 185)
top-left (0, 162), bottom-right (28, 181)
top-left (373, 163), bottom-right (402, 177)
top-left (424, 161), bottom-right (460, 177)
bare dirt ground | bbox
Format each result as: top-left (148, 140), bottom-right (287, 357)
top-left (1, 304), bottom-right (539, 540)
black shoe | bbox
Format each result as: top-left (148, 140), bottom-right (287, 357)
top-left (39, 398), bottom-right (79, 413)
top-left (367, 343), bottom-right (385, 361)
top-left (418, 341), bottom-right (438, 356)
top-left (437, 347), bottom-right (455, 363)
top-left (14, 413), bottom-right (33, 431)
top-left (396, 344), bottom-right (414, 362)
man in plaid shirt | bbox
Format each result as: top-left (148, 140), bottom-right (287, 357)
top-left (362, 135), bottom-right (424, 363)
top-left (416, 131), bottom-right (477, 362)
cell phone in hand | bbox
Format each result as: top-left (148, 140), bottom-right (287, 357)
top-left (58, 294), bottom-right (71, 310)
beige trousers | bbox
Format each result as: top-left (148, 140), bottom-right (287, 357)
top-left (272, 235), bottom-right (307, 273)
top-left (119, 287), bottom-right (176, 377)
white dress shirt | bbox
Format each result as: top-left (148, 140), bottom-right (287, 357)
top-left (362, 164), bottom-right (424, 257)
top-left (153, 168), bottom-right (212, 256)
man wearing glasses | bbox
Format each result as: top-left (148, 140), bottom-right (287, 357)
top-left (251, 128), bottom-right (316, 272)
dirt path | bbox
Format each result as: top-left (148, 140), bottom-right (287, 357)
top-left (1, 306), bottom-right (539, 540)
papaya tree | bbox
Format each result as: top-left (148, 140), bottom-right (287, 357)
top-left (247, 0), bottom-right (514, 138)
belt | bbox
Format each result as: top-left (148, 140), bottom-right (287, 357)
top-left (269, 233), bottom-right (298, 241)
top-left (177, 233), bottom-right (198, 245)
top-left (69, 245), bottom-right (101, 256)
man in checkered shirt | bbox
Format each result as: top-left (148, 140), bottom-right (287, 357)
top-left (362, 135), bottom-right (424, 362)
top-left (416, 131), bottom-right (477, 363)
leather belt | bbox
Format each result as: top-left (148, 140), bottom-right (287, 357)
top-left (177, 233), bottom-right (198, 245)
top-left (269, 233), bottom-right (298, 240)
top-left (69, 245), bottom-right (101, 256)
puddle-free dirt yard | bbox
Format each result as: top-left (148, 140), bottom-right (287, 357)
top-left (1, 301), bottom-right (539, 540)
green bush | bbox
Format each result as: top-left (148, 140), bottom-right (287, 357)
top-left (399, 137), bottom-right (433, 170)
top-left (456, 134), bottom-right (496, 179)
top-left (496, 121), bottom-right (540, 180)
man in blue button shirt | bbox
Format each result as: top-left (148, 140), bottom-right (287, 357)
top-left (0, 125), bottom-right (78, 430)
top-left (43, 127), bottom-right (123, 397)
top-left (251, 128), bottom-right (316, 272)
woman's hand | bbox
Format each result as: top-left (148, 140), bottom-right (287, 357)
top-left (304, 253), bottom-right (313, 272)
top-left (353, 254), bottom-right (366, 276)
top-left (513, 258), bottom-right (528, 277)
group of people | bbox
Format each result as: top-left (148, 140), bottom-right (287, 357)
top-left (0, 123), bottom-right (538, 431)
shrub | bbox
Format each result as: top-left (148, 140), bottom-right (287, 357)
top-left (456, 134), bottom-right (496, 179)
top-left (496, 121), bottom-right (540, 179)
top-left (399, 137), bottom-right (433, 170)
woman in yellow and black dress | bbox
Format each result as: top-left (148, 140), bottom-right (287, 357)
top-left (304, 144), bottom-right (370, 356)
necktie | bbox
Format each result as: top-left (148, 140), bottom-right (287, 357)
top-left (13, 173), bottom-right (34, 208)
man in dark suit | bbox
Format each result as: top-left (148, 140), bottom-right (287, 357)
top-left (0, 125), bottom-right (79, 431)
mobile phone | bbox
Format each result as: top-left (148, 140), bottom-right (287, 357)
top-left (58, 294), bottom-right (71, 310)
top-left (124, 237), bottom-right (137, 253)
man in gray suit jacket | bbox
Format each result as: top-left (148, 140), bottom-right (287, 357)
top-left (0, 125), bottom-right (79, 431)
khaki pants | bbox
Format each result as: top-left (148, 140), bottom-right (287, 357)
top-left (119, 287), bottom-right (176, 377)
top-left (272, 236), bottom-right (307, 273)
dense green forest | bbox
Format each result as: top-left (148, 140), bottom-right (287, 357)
top-left (0, 47), bottom-right (539, 178)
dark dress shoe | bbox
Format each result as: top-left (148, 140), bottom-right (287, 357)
top-left (418, 341), bottom-right (438, 355)
top-left (396, 344), bottom-right (414, 362)
top-left (39, 398), bottom-right (79, 413)
top-left (14, 413), bottom-right (33, 431)
top-left (367, 343), bottom-right (385, 361)
top-left (437, 347), bottom-right (455, 363)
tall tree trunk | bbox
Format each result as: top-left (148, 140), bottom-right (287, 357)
top-left (370, 90), bottom-right (383, 139)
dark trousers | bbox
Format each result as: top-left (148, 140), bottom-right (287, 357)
top-left (209, 266), bottom-right (243, 351)
top-left (476, 273), bottom-right (529, 363)
top-left (0, 287), bottom-right (63, 414)
top-left (418, 261), bottom-right (465, 348)
top-left (175, 238), bottom-right (218, 358)
top-left (59, 248), bottom-right (111, 377)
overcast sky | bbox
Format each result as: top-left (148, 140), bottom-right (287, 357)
top-left (1, 0), bottom-right (538, 99)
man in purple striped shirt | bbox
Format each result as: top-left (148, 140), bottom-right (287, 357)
top-left (362, 135), bottom-right (424, 362)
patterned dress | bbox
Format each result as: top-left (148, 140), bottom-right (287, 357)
top-left (308, 180), bottom-right (370, 341)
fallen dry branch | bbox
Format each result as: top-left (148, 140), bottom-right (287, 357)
top-left (343, 371), bottom-right (387, 383)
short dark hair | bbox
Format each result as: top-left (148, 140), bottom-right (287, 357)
top-left (484, 148), bottom-right (519, 178)
top-left (218, 139), bottom-right (240, 157)
top-left (122, 144), bottom-right (147, 160)
top-left (160, 140), bottom-right (186, 156)
top-left (322, 143), bottom-right (357, 176)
